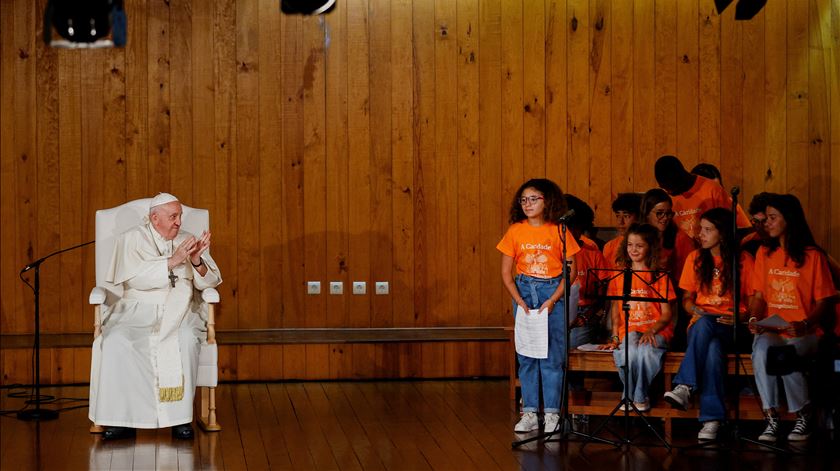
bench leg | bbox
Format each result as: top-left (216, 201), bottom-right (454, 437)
top-left (197, 386), bottom-right (221, 432)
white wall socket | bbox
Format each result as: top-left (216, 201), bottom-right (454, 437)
top-left (307, 281), bottom-right (321, 295)
top-left (329, 281), bottom-right (343, 295)
top-left (352, 281), bottom-right (366, 295)
top-left (375, 281), bottom-right (389, 295)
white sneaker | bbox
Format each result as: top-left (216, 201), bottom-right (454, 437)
top-left (634, 400), bottom-right (650, 412)
top-left (787, 413), bottom-right (810, 441)
top-left (664, 384), bottom-right (691, 410)
top-left (697, 420), bottom-right (720, 441)
top-left (543, 413), bottom-right (560, 434)
top-left (514, 412), bottom-right (539, 433)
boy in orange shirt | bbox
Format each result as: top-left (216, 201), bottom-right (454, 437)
top-left (747, 194), bottom-right (838, 443)
top-left (600, 224), bottom-right (676, 411)
top-left (654, 155), bottom-right (750, 241)
top-left (602, 193), bottom-right (642, 268)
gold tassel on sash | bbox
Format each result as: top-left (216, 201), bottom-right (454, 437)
top-left (159, 377), bottom-right (185, 402)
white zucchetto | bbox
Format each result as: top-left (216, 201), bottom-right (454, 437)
top-left (150, 192), bottom-right (179, 209)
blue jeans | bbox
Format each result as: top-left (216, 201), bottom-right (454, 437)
top-left (570, 305), bottom-right (596, 349)
top-left (568, 305), bottom-right (597, 392)
top-left (673, 315), bottom-right (733, 421)
top-left (613, 331), bottom-right (667, 403)
top-left (751, 332), bottom-right (818, 413)
top-left (514, 274), bottom-right (566, 413)
top-left (568, 283), bottom-right (595, 349)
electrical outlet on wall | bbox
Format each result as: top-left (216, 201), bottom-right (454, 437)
top-left (330, 281), bottom-right (343, 295)
top-left (375, 281), bottom-right (389, 295)
top-left (352, 281), bottom-right (366, 295)
top-left (307, 281), bottom-right (321, 295)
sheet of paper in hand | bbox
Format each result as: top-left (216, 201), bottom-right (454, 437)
top-left (754, 314), bottom-right (791, 330)
top-left (576, 343), bottom-right (611, 353)
top-left (514, 306), bottom-right (549, 359)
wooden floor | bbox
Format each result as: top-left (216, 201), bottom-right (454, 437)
top-left (1, 380), bottom-right (838, 470)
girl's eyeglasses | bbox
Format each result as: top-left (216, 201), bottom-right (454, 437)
top-left (654, 210), bottom-right (675, 219)
top-left (519, 196), bottom-right (544, 206)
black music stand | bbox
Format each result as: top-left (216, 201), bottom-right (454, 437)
top-left (581, 267), bottom-right (673, 450)
top-left (16, 240), bottom-right (94, 421)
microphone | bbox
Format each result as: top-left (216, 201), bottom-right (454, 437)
top-left (731, 186), bottom-right (740, 196)
top-left (18, 240), bottom-right (95, 275)
top-left (558, 209), bottom-right (576, 223)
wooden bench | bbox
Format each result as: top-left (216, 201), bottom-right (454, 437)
top-left (506, 328), bottom-right (780, 438)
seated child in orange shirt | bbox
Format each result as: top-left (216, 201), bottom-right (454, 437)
top-left (600, 223), bottom-right (676, 412)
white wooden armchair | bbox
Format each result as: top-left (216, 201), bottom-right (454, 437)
top-left (88, 198), bottom-right (221, 432)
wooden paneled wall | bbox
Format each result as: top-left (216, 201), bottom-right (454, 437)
top-left (2, 0), bottom-right (838, 384)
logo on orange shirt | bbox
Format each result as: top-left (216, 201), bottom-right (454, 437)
top-left (524, 252), bottom-right (549, 276)
top-left (769, 277), bottom-right (796, 306)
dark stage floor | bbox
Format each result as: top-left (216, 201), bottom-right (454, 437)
top-left (1, 380), bottom-right (838, 470)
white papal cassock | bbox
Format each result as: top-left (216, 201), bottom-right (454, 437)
top-left (89, 223), bottom-right (222, 428)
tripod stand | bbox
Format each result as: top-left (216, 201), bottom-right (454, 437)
top-left (582, 267), bottom-right (673, 450)
top-left (511, 216), bottom-right (617, 449)
top-left (16, 240), bottom-right (94, 421)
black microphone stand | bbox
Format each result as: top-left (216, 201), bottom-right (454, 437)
top-left (16, 240), bottom-right (94, 421)
top-left (728, 188), bottom-right (794, 454)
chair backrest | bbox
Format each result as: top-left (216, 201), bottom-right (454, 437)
top-left (95, 198), bottom-right (209, 304)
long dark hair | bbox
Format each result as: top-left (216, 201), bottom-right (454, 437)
top-left (618, 223), bottom-right (662, 272)
top-left (694, 208), bottom-right (734, 295)
top-left (640, 188), bottom-right (678, 249)
top-left (764, 193), bottom-right (820, 267)
top-left (509, 179), bottom-right (567, 225)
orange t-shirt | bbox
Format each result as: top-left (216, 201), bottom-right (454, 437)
top-left (750, 246), bottom-right (837, 334)
top-left (741, 232), bottom-right (760, 245)
top-left (602, 236), bottom-right (623, 268)
top-left (497, 221), bottom-right (582, 278)
top-left (608, 271), bottom-right (677, 341)
top-left (661, 230), bottom-right (698, 283)
top-left (671, 176), bottom-right (751, 240)
top-left (680, 251), bottom-right (755, 326)
top-left (576, 235), bottom-right (609, 306)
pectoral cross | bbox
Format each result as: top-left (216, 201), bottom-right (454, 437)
top-left (169, 270), bottom-right (178, 288)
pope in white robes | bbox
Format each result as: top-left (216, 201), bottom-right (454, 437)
top-left (89, 193), bottom-right (221, 438)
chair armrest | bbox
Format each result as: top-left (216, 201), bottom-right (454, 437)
top-left (202, 288), bottom-right (220, 304)
top-left (89, 287), bottom-right (107, 305)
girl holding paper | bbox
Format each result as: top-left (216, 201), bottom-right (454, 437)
top-left (498, 179), bottom-right (580, 434)
top-left (747, 194), bottom-right (837, 443)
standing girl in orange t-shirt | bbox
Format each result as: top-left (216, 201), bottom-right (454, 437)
top-left (601, 223), bottom-right (676, 411)
top-left (497, 179), bottom-right (580, 434)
